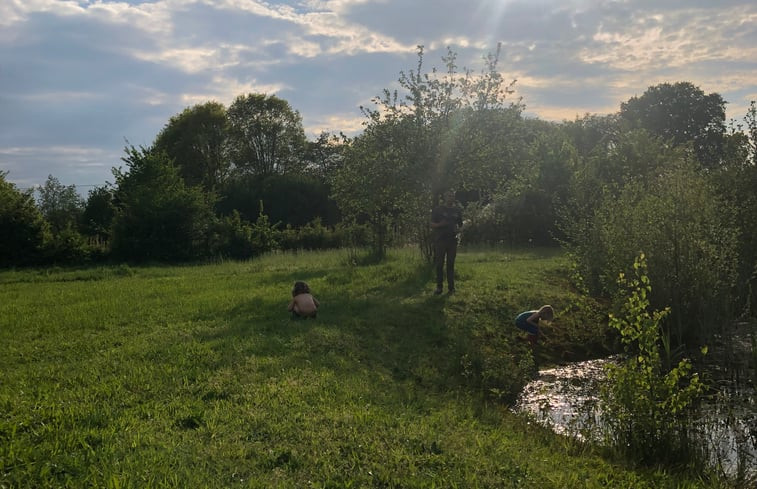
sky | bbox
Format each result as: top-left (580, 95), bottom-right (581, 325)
top-left (2, 0), bottom-right (756, 193)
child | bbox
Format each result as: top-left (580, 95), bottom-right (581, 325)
top-left (288, 281), bottom-right (320, 319)
top-left (515, 305), bottom-right (554, 346)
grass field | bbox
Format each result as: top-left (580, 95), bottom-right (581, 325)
top-left (0, 247), bottom-right (728, 488)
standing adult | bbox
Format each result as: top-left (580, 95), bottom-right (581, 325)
top-left (430, 189), bottom-right (463, 295)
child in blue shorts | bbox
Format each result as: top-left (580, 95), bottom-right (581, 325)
top-left (515, 305), bottom-right (554, 346)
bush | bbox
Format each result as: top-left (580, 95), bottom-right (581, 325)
top-left (0, 173), bottom-right (50, 267)
top-left (600, 254), bottom-right (705, 466)
top-left (110, 147), bottom-right (216, 262)
top-left (43, 225), bottom-right (91, 265)
top-left (278, 220), bottom-right (370, 252)
top-left (210, 211), bottom-right (255, 260)
top-left (566, 158), bottom-right (739, 345)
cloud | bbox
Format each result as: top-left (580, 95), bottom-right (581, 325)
top-left (1, 0), bottom-right (756, 190)
top-left (581, 7), bottom-right (757, 71)
top-left (0, 145), bottom-right (119, 189)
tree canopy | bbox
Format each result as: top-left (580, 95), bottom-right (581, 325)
top-left (227, 94), bottom-right (307, 176)
top-left (620, 82), bottom-right (726, 168)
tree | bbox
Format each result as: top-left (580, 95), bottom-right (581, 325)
top-left (600, 253), bottom-right (704, 466)
top-left (218, 173), bottom-right (338, 228)
top-left (36, 174), bottom-right (84, 235)
top-left (333, 45), bottom-right (522, 260)
top-left (561, 113), bottom-right (620, 160)
top-left (0, 172), bottom-right (49, 267)
top-left (566, 147), bottom-right (738, 345)
top-left (619, 82), bottom-right (726, 168)
top-left (746, 101), bottom-right (757, 166)
top-left (717, 101), bottom-right (757, 318)
top-left (227, 94), bottom-right (307, 176)
top-left (303, 131), bottom-right (347, 183)
top-left (111, 145), bottom-right (216, 262)
top-left (332, 117), bottom-right (416, 259)
top-left (153, 101), bottom-right (229, 191)
top-left (81, 185), bottom-right (115, 242)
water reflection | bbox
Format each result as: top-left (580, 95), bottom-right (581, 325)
top-left (514, 356), bottom-right (756, 480)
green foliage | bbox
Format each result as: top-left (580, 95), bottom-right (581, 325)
top-left (210, 203), bottom-right (281, 259)
top-left (564, 136), bottom-right (739, 344)
top-left (277, 218), bottom-right (359, 251)
top-left (111, 145), bottom-right (216, 262)
top-left (36, 174), bottom-right (84, 235)
top-left (43, 223), bottom-right (92, 264)
top-left (219, 173), bottom-right (339, 228)
top-left (227, 93), bottom-right (307, 176)
top-left (153, 101), bottom-right (229, 191)
top-left (717, 101), bottom-right (757, 318)
top-left (620, 82), bottom-right (726, 168)
top-left (80, 185), bottom-right (115, 241)
top-left (333, 45), bottom-right (524, 261)
top-left (248, 200), bottom-right (279, 255)
top-left (0, 172), bottom-right (50, 267)
top-left (600, 253), bottom-right (705, 466)
top-left (332, 116), bottom-right (413, 259)
top-left (463, 120), bottom-right (575, 246)
top-left (209, 210), bottom-right (255, 259)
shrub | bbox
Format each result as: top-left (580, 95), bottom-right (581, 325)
top-left (210, 211), bottom-right (255, 260)
top-left (0, 173), bottom-right (50, 267)
top-left (600, 253), bottom-right (705, 466)
top-left (43, 225), bottom-right (91, 265)
top-left (565, 157), bottom-right (739, 345)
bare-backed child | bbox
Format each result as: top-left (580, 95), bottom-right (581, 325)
top-left (288, 281), bottom-right (320, 319)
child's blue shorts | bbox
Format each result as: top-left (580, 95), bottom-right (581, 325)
top-left (515, 316), bottom-right (538, 335)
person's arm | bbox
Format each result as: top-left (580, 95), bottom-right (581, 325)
top-left (288, 299), bottom-right (295, 311)
top-left (313, 297), bottom-right (320, 308)
top-left (526, 311), bottom-right (541, 334)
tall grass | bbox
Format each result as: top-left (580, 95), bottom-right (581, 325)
top-left (0, 247), bottom-right (727, 487)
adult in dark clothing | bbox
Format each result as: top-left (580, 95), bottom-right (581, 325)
top-left (430, 189), bottom-right (463, 295)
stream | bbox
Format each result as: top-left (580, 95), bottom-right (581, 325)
top-left (514, 354), bottom-right (756, 481)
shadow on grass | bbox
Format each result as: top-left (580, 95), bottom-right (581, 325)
top-left (193, 261), bottom-right (461, 389)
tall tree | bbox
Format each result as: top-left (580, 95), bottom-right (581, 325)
top-left (332, 117), bottom-right (416, 259)
top-left (36, 174), bottom-right (84, 234)
top-left (303, 131), bottom-right (347, 182)
top-left (744, 100), bottom-right (757, 166)
top-left (333, 45), bottom-right (521, 259)
top-left (0, 172), bottom-right (49, 266)
top-left (227, 94), bottom-right (307, 176)
top-left (153, 101), bottom-right (229, 191)
top-left (81, 185), bottom-right (115, 242)
top-left (619, 82), bottom-right (726, 168)
top-left (111, 145), bottom-right (215, 262)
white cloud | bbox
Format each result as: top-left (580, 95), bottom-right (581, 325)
top-left (129, 46), bottom-right (221, 73)
top-left (582, 7), bottom-right (757, 70)
top-left (306, 112), bottom-right (365, 137)
top-left (180, 76), bottom-right (289, 107)
top-left (1, 0), bottom-right (756, 189)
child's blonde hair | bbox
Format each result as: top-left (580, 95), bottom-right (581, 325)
top-left (538, 305), bottom-right (554, 321)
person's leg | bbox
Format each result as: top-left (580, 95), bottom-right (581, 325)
top-left (433, 240), bottom-right (445, 293)
top-left (446, 240), bottom-right (457, 292)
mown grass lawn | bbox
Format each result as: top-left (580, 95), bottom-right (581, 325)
top-left (0, 247), bottom-right (727, 488)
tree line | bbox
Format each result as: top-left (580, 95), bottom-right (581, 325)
top-left (2, 45), bottom-right (756, 347)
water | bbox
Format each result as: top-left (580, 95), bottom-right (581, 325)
top-left (515, 356), bottom-right (756, 480)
